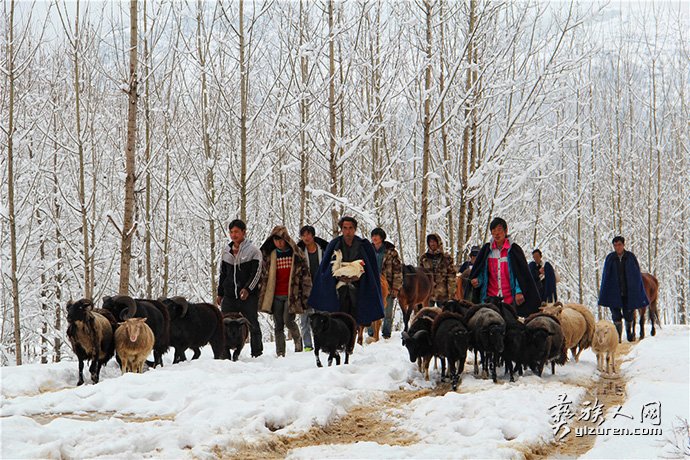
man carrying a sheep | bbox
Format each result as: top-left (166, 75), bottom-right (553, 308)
top-left (529, 249), bottom-right (558, 303)
top-left (469, 217), bottom-right (541, 317)
top-left (598, 236), bottom-right (649, 343)
top-left (308, 216), bottom-right (384, 330)
top-left (216, 219), bottom-right (264, 358)
top-left (258, 226), bottom-right (312, 357)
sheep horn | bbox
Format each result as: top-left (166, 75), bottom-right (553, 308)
top-left (115, 295), bottom-right (137, 319)
top-left (171, 296), bottom-right (189, 318)
top-left (83, 299), bottom-right (94, 311)
top-left (223, 318), bottom-right (234, 325)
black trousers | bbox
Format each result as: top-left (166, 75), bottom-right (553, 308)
top-left (222, 294), bottom-right (263, 356)
top-left (337, 283), bottom-right (359, 324)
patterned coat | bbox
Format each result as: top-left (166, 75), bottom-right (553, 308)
top-left (258, 226), bottom-right (312, 315)
top-left (419, 234), bottom-right (457, 303)
top-left (380, 241), bottom-right (403, 297)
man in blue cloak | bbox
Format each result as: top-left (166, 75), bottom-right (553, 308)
top-left (307, 216), bottom-right (384, 327)
top-left (598, 236), bottom-right (649, 343)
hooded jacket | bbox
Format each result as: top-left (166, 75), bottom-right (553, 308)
top-left (378, 241), bottom-right (403, 296)
top-left (258, 226), bottom-right (312, 315)
top-left (469, 238), bottom-right (541, 317)
top-left (419, 234), bottom-right (457, 302)
top-left (307, 235), bottom-right (384, 325)
top-left (218, 238), bottom-right (263, 299)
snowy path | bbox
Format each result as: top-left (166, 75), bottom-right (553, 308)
top-left (1, 327), bottom-right (687, 459)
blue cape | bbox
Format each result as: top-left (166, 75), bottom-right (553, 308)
top-left (529, 261), bottom-right (558, 303)
top-left (307, 235), bottom-right (384, 325)
top-left (598, 251), bottom-right (649, 310)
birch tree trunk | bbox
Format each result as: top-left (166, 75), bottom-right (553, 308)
top-left (418, 0), bottom-right (433, 258)
top-left (118, 0), bottom-right (139, 296)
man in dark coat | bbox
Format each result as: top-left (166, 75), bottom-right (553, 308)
top-left (307, 216), bottom-right (384, 326)
top-left (458, 245), bottom-right (480, 301)
top-left (529, 249), bottom-right (558, 303)
top-left (469, 217), bottom-right (541, 317)
top-left (598, 236), bottom-right (649, 343)
top-left (297, 225), bottom-right (329, 352)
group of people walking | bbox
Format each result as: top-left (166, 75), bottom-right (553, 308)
top-left (216, 216), bottom-right (651, 358)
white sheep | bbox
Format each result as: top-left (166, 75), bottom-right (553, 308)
top-left (592, 319), bottom-right (618, 375)
top-left (115, 318), bottom-right (155, 374)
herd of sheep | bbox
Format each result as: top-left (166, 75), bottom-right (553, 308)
top-left (65, 295), bottom-right (619, 389)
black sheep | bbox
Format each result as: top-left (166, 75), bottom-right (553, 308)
top-left (523, 312), bottom-right (567, 377)
top-left (465, 303), bottom-right (506, 383)
top-left (491, 302), bottom-right (525, 382)
top-left (102, 295), bottom-right (170, 368)
top-left (160, 297), bottom-right (226, 363)
top-left (401, 315), bottom-right (435, 381)
top-left (66, 299), bottom-right (117, 385)
top-left (310, 311), bottom-right (357, 367)
top-left (222, 312), bottom-right (250, 361)
top-left (431, 311), bottom-right (471, 390)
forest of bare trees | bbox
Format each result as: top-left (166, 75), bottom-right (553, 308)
top-left (1, 0), bottom-right (688, 365)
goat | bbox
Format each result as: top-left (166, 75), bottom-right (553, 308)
top-left (115, 318), bottom-right (155, 374)
top-left (540, 302), bottom-right (595, 362)
top-left (160, 297), bottom-right (226, 363)
top-left (523, 312), bottom-right (567, 377)
top-left (222, 312), bottom-right (250, 361)
top-left (401, 315), bottom-right (435, 380)
top-left (102, 295), bottom-right (170, 368)
top-left (432, 311), bottom-right (471, 390)
top-left (592, 320), bottom-right (618, 375)
top-left (310, 311), bottom-right (357, 367)
top-left (465, 303), bottom-right (505, 383)
top-left (331, 249), bottom-right (365, 289)
top-left (66, 299), bottom-right (117, 385)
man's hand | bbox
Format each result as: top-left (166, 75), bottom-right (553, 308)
top-left (515, 293), bottom-right (525, 305)
top-left (471, 278), bottom-right (479, 288)
top-left (215, 296), bottom-right (222, 306)
top-left (539, 267), bottom-right (545, 275)
top-left (391, 288), bottom-right (399, 299)
top-left (239, 288), bottom-right (249, 301)
top-left (338, 276), bottom-right (360, 284)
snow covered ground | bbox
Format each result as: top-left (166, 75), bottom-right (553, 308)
top-left (1, 326), bottom-right (688, 459)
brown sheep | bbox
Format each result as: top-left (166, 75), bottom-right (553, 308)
top-left (540, 302), bottom-right (595, 362)
top-left (592, 320), bottom-right (618, 375)
top-left (115, 318), bottom-right (155, 374)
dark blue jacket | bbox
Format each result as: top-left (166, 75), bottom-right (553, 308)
top-left (598, 251), bottom-right (649, 310)
top-left (307, 235), bottom-right (384, 325)
top-left (529, 261), bottom-right (558, 303)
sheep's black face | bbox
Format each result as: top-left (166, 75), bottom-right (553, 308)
top-left (525, 329), bottom-right (550, 361)
top-left (67, 299), bottom-right (93, 323)
top-left (488, 325), bottom-right (505, 353)
top-left (102, 297), bottom-right (127, 320)
top-left (504, 327), bottom-right (524, 353)
top-left (310, 313), bottom-right (329, 335)
top-left (451, 329), bottom-right (471, 353)
top-left (403, 338), bottom-right (419, 362)
top-left (224, 321), bottom-right (244, 345)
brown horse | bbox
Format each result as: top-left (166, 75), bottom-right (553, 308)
top-left (357, 275), bottom-right (389, 345)
top-left (632, 273), bottom-right (661, 340)
top-left (398, 265), bottom-right (432, 332)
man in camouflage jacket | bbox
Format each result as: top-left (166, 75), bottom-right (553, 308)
top-left (420, 233), bottom-right (457, 305)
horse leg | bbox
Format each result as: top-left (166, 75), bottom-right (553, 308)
top-left (639, 307), bottom-right (646, 340)
top-left (402, 304), bottom-right (412, 332)
top-left (357, 325), bottom-right (364, 346)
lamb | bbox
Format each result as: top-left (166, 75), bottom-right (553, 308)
top-left (401, 314), bottom-right (435, 380)
top-left (160, 296), bottom-right (226, 362)
top-left (66, 299), bottom-right (118, 385)
top-left (331, 249), bottom-right (365, 289)
top-left (222, 312), bottom-right (250, 361)
top-left (102, 295), bottom-right (170, 368)
top-left (592, 320), bottom-right (618, 375)
top-left (431, 311), bottom-right (471, 390)
top-left (310, 311), bottom-right (357, 367)
top-left (465, 303), bottom-right (505, 383)
top-left (115, 318), bottom-right (155, 374)
top-left (540, 302), bottom-right (595, 362)
top-left (523, 312), bottom-right (567, 377)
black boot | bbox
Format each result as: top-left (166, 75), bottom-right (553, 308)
top-left (625, 320), bottom-right (634, 342)
top-left (614, 321), bottom-right (623, 344)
